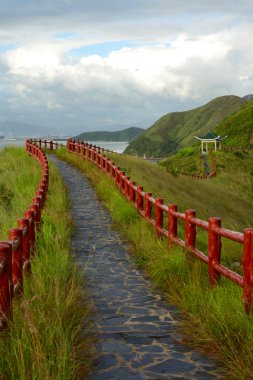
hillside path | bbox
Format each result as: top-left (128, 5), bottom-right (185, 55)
top-left (202, 152), bottom-right (210, 176)
top-left (49, 156), bottom-right (223, 380)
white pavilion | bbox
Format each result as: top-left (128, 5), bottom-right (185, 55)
top-left (195, 131), bottom-right (227, 153)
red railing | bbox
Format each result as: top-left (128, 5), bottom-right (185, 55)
top-left (65, 138), bottom-right (253, 313)
top-left (29, 138), bottom-right (59, 151)
top-left (0, 140), bottom-right (49, 328)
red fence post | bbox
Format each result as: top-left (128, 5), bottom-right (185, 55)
top-left (129, 182), bottom-right (136, 204)
top-left (9, 228), bottom-right (23, 294)
top-left (18, 218), bottom-right (31, 273)
top-left (105, 157), bottom-right (109, 173)
top-left (30, 203), bottom-right (40, 228)
top-left (120, 171), bottom-right (125, 192)
top-left (124, 177), bottom-right (130, 198)
top-left (0, 243), bottom-right (12, 328)
top-left (168, 204), bottom-right (178, 243)
top-left (96, 152), bottom-right (101, 167)
top-left (208, 217), bottom-right (222, 286)
top-left (25, 210), bottom-right (35, 256)
top-left (185, 210), bottom-right (196, 249)
top-left (145, 192), bottom-right (152, 220)
top-left (137, 186), bottom-right (144, 212)
top-left (33, 196), bottom-right (42, 221)
top-left (155, 198), bottom-right (163, 237)
top-left (111, 163), bottom-right (115, 178)
top-left (242, 228), bottom-right (253, 314)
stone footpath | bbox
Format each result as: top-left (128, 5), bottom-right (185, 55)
top-left (50, 156), bottom-right (223, 380)
top-left (202, 153), bottom-right (210, 176)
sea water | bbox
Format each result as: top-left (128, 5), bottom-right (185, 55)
top-left (84, 141), bottom-right (128, 153)
top-left (0, 139), bottom-right (128, 153)
top-left (0, 138), bottom-right (25, 150)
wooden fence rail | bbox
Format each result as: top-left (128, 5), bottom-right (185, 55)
top-left (38, 139), bottom-right (253, 313)
top-left (0, 140), bottom-right (49, 328)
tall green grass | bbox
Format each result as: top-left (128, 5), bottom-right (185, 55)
top-left (0, 147), bottom-right (42, 239)
top-left (56, 148), bottom-right (253, 379)
top-left (0, 148), bottom-right (93, 379)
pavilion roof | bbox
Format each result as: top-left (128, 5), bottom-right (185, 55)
top-left (195, 130), bottom-right (227, 141)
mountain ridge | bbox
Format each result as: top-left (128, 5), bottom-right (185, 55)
top-left (124, 95), bottom-right (246, 157)
top-left (74, 127), bottom-right (144, 142)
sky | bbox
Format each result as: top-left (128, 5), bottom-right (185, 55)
top-left (0, 0), bottom-right (253, 135)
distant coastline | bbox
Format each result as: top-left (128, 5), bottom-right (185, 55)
top-left (0, 138), bottom-right (128, 154)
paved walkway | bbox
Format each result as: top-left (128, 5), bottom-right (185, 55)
top-left (202, 153), bottom-right (210, 176)
top-left (50, 156), bottom-right (222, 380)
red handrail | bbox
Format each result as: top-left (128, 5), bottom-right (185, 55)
top-left (60, 138), bottom-right (253, 314)
top-left (0, 140), bottom-right (49, 329)
top-left (29, 138), bottom-right (59, 151)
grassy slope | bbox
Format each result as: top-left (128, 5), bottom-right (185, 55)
top-left (159, 146), bottom-right (199, 176)
top-left (0, 147), bottom-right (41, 237)
top-left (74, 127), bottom-right (144, 142)
top-left (107, 150), bottom-right (253, 231)
top-left (0, 148), bottom-right (92, 379)
top-left (125, 95), bottom-right (245, 157)
top-left (214, 99), bottom-right (253, 147)
top-left (56, 147), bottom-right (253, 379)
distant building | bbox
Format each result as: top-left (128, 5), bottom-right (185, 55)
top-left (195, 131), bottom-right (227, 153)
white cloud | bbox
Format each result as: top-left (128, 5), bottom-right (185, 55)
top-left (0, 1), bottom-right (253, 132)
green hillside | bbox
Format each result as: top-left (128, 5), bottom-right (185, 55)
top-left (124, 95), bottom-right (245, 157)
top-left (74, 127), bottom-right (144, 142)
top-left (214, 99), bottom-right (253, 147)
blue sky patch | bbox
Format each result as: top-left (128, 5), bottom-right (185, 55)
top-left (69, 40), bottom-right (138, 57)
top-left (0, 44), bottom-right (19, 53)
top-left (54, 32), bottom-right (78, 40)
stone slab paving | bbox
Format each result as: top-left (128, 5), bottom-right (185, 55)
top-left (202, 153), bottom-right (210, 176)
top-left (50, 156), bottom-right (223, 380)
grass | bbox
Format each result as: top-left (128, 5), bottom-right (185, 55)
top-left (0, 147), bottom-right (93, 379)
top-left (0, 147), bottom-right (42, 238)
top-left (159, 146), bottom-right (199, 176)
top-left (56, 146), bottom-right (253, 379)
top-left (214, 98), bottom-right (253, 147)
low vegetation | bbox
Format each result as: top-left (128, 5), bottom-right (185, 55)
top-left (56, 147), bottom-right (253, 379)
top-left (0, 147), bottom-right (92, 379)
top-left (159, 146), bottom-right (199, 176)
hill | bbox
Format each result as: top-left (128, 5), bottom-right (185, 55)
top-left (243, 94), bottom-right (253, 101)
top-left (214, 99), bottom-right (253, 147)
top-left (124, 95), bottom-right (246, 157)
top-left (74, 127), bottom-right (144, 142)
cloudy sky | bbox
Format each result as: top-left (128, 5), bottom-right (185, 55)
top-left (0, 0), bottom-right (253, 134)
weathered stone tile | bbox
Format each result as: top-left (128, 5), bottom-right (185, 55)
top-left (94, 353), bottom-right (118, 370)
top-left (146, 358), bottom-right (196, 374)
